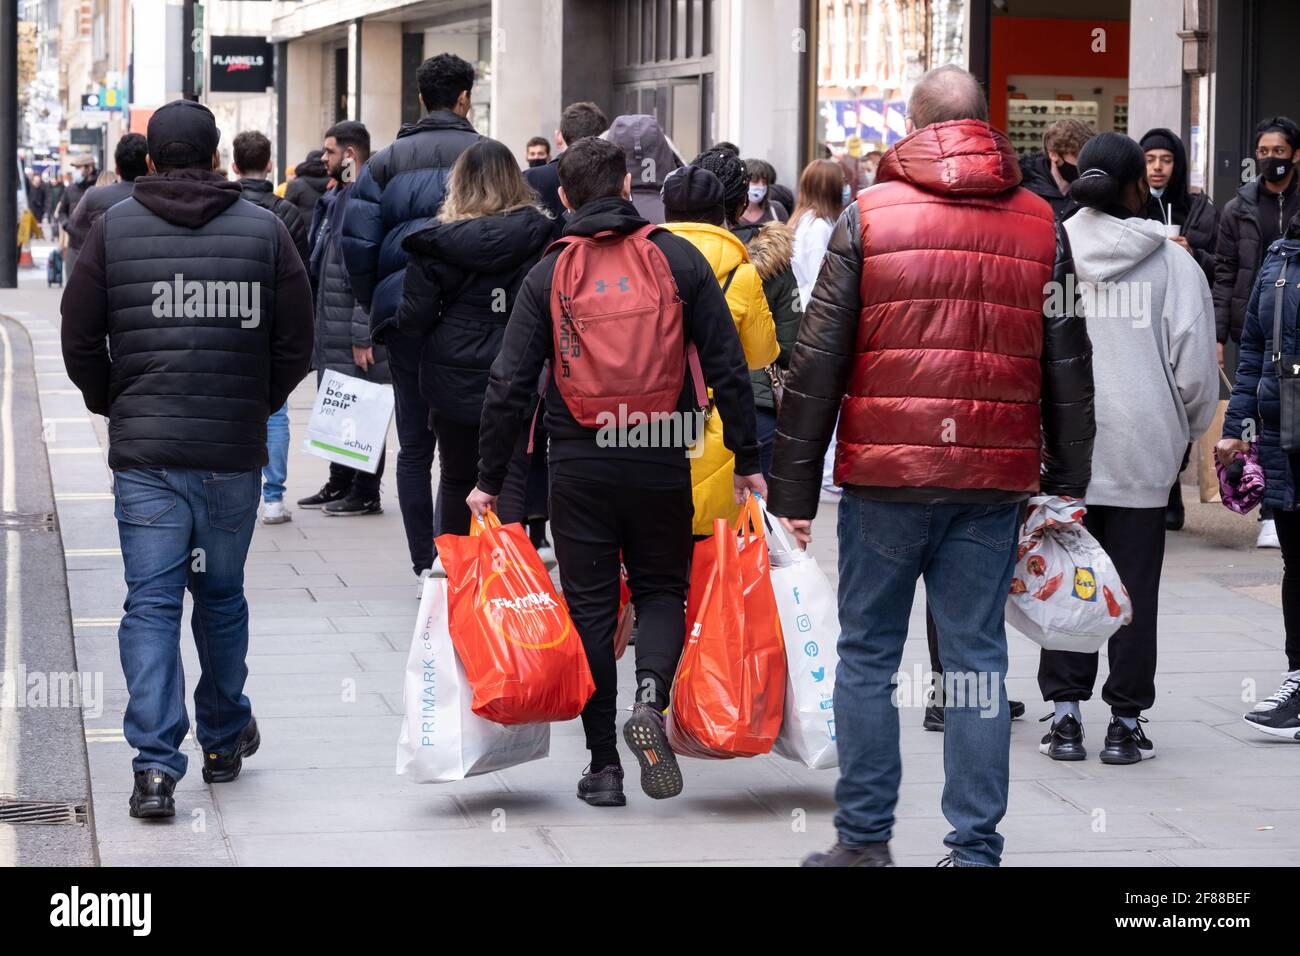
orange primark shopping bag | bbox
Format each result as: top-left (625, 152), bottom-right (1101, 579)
top-left (436, 511), bottom-right (595, 724)
top-left (666, 496), bottom-right (786, 758)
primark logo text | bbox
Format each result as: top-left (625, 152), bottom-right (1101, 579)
top-left (50, 886), bottom-right (151, 936)
top-left (151, 274), bottom-right (261, 328)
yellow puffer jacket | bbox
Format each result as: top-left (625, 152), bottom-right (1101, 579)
top-left (662, 222), bottom-right (778, 534)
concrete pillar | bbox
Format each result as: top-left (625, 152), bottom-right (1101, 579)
top-left (359, 19), bottom-right (403, 151)
top-left (720, 0), bottom-right (803, 185)
top-left (1128, 0), bottom-right (1186, 140)
top-left (490, 0), bottom-right (563, 161)
top-left (284, 39), bottom-right (325, 175)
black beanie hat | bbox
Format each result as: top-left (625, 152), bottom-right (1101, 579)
top-left (661, 165), bottom-right (725, 217)
top-left (147, 99), bottom-right (220, 168)
top-left (1139, 129), bottom-right (1178, 155)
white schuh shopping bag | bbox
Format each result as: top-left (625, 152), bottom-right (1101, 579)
top-left (1005, 496), bottom-right (1133, 654)
top-left (762, 505), bottom-right (840, 770)
top-left (304, 369), bottom-right (394, 475)
top-left (397, 577), bottom-right (550, 783)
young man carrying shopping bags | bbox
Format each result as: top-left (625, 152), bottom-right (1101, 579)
top-left (467, 135), bottom-right (765, 807)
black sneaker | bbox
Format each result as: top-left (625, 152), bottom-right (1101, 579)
top-left (129, 770), bottom-right (177, 819)
top-left (802, 841), bottom-right (893, 867)
top-left (202, 716), bottom-right (261, 783)
top-left (1099, 715), bottom-right (1155, 764)
top-left (322, 492), bottom-right (382, 517)
top-left (297, 483), bottom-right (349, 509)
top-left (622, 703), bottom-right (683, 800)
top-left (1244, 679), bottom-right (1300, 740)
top-left (1038, 712), bottom-right (1086, 760)
top-left (576, 764), bottom-right (626, 807)
top-left (923, 692), bottom-right (1025, 732)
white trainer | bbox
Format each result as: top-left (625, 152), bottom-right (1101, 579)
top-left (261, 500), bottom-right (292, 525)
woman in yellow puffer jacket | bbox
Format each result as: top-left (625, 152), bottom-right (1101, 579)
top-left (662, 162), bottom-right (778, 535)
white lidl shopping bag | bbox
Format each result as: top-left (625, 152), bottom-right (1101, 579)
top-left (1005, 496), bottom-right (1133, 654)
top-left (762, 505), bottom-right (839, 770)
top-left (304, 369), bottom-right (394, 475)
top-left (397, 577), bottom-right (550, 783)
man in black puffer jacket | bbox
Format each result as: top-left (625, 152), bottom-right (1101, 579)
top-left (232, 130), bottom-right (309, 266)
top-left (66, 133), bottom-right (149, 255)
top-left (342, 52), bottom-right (480, 577)
top-left (60, 100), bottom-right (313, 821)
top-left (299, 121), bottom-right (391, 518)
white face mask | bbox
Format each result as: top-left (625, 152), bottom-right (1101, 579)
top-left (747, 184), bottom-right (767, 204)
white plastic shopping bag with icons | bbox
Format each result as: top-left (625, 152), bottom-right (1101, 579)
top-left (397, 577), bottom-right (550, 783)
top-left (1004, 496), bottom-right (1133, 654)
top-left (304, 369), bottom-right (394, 475)
top-left (762, 505), bottom-right (840, 770)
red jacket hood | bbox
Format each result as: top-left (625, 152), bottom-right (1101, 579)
top-left (875, 119), bottom-right (1022, 197)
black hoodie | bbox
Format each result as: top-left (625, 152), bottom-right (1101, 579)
top-left (1019, 151), bottom-right (1071, 219)
top-left (1140, 127), bottom-right (1218, 284)
top-left (60, 168), bottom-right (314, 470)
top-left (476, 195), bottom-right (760, 494)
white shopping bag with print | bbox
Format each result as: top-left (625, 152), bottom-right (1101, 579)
top-left (397, 577), bottom-right (550, 783)
top-left (304, 369), bottom-right (393, 475)
top-left (1004, 496), bottom-right (1133, 653)
top-left (762, 505), bottom-right (839, 770)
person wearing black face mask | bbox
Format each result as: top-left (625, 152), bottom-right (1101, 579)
top-left (1214, 116), bottom-right (1300, 550)
top-left (524, 135), bottom-right (550, 168)
top-left (1019, 118), bottom-right (1094, 219)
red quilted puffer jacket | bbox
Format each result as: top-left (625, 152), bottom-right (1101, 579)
top-left (767, 119), bottom-right (1095, 518)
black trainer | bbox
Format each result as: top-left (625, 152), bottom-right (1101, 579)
top-left (802, 841), bottom-right (893, 867)
top-left (297, 483), bottom-right (349, 509)
top-left (129, 769), bottom-right (177, 819)
top-left (323, 492), bottom-right (382, 517)
top-left (577, 764), bottom-right (626, 807)
top-left (202, 716), bottom-right (261, 783)
top-left (923, 689), bottom-right (1025, 732)
top-left (622, 703), bottom-right (683, 799)
top-left (1038, 712), bottom-right (1086, 760)
top-left (1099, 715), bottom-right (1155, 764)
top-left (1244, 678), bottom-right (1300, 740)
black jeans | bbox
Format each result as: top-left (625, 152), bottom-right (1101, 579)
top-left (549, 475), bottom-right (693, 770)
top-left (1037, 505), bottom-right (1166, 717)
top-left (386, 332), bottom-right (438, 574)
top-left (327, 452), bottom-right (385, 500)
top-left (434, 413), bottom-right (533, 537)
top-left (1271, 508), bottom-right (1300, 670)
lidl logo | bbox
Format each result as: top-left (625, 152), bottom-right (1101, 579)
top-left (1072, 566), bottom-right (1097, 602)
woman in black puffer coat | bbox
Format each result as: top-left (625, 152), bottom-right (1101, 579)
top-left (398, 138), bottom-right (555, 536)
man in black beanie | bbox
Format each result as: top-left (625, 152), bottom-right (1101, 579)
top-left (60, 98), bottom-right (314, 820)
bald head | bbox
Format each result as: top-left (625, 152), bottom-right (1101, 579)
top-left (907, 65), bottom-right (989, 129)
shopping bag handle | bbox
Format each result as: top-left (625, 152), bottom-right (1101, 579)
top-left (758, 500), bottom-right (799, 557)
top-left (732, 493), bottom-right (767, 547)
top-left (469, 510), bottom-right (503, 537)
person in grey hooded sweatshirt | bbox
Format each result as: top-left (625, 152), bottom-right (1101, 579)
top-left (602, 114), bottom-right (683, 224)
top-left (1038, 132), bottom-right (1218, 767)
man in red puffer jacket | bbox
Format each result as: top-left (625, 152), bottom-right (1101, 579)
top-left (768, 65), bottom-right (1095, 868)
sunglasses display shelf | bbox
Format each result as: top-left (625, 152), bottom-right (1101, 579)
top-left (1006, 99), bottom-right (1100, 157)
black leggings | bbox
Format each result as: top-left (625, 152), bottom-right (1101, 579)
top-left (433, 413), bottom-right (532, 537)
top-left (1272, 509), bottom-right (1300, 670)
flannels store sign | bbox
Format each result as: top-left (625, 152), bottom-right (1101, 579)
top-left (209, 36), bottom-right (274, 93)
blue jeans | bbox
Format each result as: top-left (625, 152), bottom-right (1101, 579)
top-left (262, 402), bottom-right (289, 502)
top-left (113, 467), bottom-right (260, 779)
top-left (834, 494), bottom-right (1019, 867)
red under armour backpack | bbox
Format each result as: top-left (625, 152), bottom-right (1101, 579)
top-left (547, 224), bottom-right (705, 427)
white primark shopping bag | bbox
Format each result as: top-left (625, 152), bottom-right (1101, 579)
top-left (303, 369), bottom-right (394, 475)
top-left (397, 577), bottom-right (550, 783)
top-left (762, 504), bottom-right (840, 770)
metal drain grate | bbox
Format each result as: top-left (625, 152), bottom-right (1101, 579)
top-left (0, 511), bottom-right (57, 532)
top-left (0, 800), bottom-right (88, 825)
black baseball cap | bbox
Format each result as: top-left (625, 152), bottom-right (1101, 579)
top-left (147, 100), bottom-right (220, 168)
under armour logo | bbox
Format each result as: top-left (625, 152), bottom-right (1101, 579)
top-left (594, 276), bottom-right (631, 294)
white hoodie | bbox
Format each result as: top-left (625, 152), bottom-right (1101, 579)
top-left (1061, 207), bottom-right (1219, 508)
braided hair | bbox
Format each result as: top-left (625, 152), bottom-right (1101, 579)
top-left (691, 147), bottom-right (749, 224)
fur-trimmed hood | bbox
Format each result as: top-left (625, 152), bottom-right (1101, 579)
top-left (746, 220), bottom-right (794, 281)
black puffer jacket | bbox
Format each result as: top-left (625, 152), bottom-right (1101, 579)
top-left (1214, 177), bottom-right (1300, 344)
top-left (238, 178), bottom-right (309, 267)
top-left (1019, 152), bottom-right (1071, 219)
top-left (310, 184), bottom-right (389, 383)
top-left (59, 169), bottom-right (314, 471)
top-left (65, 179), bottom-right (135, 252)
top-left (398, 205), bottom-right (554, 424)
top-left (284, 154), bottom-right (330, 226)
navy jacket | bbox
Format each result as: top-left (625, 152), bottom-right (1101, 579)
top-left (1225, 238), bottom-right (1300, 511)
top-left (340, 110), bottom-right (480, 343)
